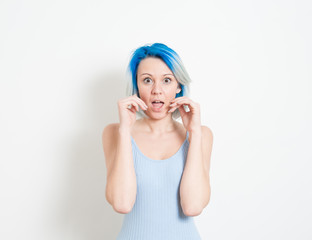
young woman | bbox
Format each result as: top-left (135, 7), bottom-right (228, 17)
top-left (102, 43), bottom-right (213, 239)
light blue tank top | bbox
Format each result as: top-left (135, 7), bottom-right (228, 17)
top-left (116, 131), bottom-right (202, 240)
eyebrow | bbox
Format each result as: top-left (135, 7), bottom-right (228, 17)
top-left (140, 73), bottom-right (174, 76)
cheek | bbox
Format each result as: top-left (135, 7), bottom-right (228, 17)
top-left (164, 86), bottom-right (178, 96)
top-left (137, 88), bottom-right (149, 100)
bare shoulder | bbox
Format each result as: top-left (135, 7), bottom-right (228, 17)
top-left (102, 122), bottom-right (120, 145)
top-left (201, 125), bottom-right (213, 141)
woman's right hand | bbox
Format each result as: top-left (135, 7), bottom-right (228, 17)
top-left (117, 94), bottom-right (148, 130)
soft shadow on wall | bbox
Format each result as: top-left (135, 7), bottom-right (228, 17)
top-left (51, 70), bottom-right (127, 240)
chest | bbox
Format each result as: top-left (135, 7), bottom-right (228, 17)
top-left (132, 136), bottom-right (187, 161)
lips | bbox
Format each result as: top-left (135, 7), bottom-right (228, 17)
top-left (151, 100), bottom-right (164, 110)
top-left (152, 102), bottom-right (164, 108)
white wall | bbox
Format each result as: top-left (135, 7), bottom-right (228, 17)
top-left (1, 0), bottom-right (311, 239)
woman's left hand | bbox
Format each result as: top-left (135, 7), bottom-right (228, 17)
top-left (168, 97), bottom-right (201, 132)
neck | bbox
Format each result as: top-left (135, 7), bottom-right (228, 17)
top-left (140, 114), bottom-right (177, 134)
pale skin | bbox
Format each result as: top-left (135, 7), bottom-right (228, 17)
top-left (102, 57), bottom-right (213, 216)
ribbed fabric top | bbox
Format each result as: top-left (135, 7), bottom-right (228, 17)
top-left (116, 131), bottom-right (202, 240)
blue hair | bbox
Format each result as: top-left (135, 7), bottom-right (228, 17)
top-left (125, 43), bottom-right (192, 120)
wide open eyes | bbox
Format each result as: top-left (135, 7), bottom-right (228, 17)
top-left (143, 77), bottom-right (172, 84)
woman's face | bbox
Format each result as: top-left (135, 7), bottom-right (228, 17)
top-left (136, 57), bottom-right (181, 117)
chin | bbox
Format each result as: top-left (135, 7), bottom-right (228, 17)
top-left (146, 112), bottom-right (172, 120)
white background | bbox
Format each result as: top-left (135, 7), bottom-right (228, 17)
top-left (1, 0), bottom-right (311, 239)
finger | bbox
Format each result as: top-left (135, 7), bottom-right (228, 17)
top-left (126, 100), bottom-right (139, 112)
top-left (169, 100), bottom-right (194, 113)
top-left (168, 104), bottom-right (183, 112)
top-left (123, 97), bottom-right (147, 111)
top-left (169, 98), bottom-right (188, 107)
top-left (127, 104), bottom-right (138, 112)
top-left (172, 99), bottom-right (195, 109)
top-left (131, 95), bottom-right (148, 110)
top-left (178, 103), bottom-right (187, 115)
top-left (168, 103), bottom-right (190, 113)
top-left (170, 96), bottom-right (186, 104)
top-left (128, 105), bottom-right (136, 114)
top-left (168, 107), bottom-right (176, 113)
top-left (168, 104), bottom-right (180, 112)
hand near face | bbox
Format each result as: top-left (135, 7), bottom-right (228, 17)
top-left (117, 94), bottom-right (148, 130)
top-left (168, 97), bottom-right (201, 132)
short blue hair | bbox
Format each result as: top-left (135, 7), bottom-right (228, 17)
top-left (125, 43), bottom-right (192, 120)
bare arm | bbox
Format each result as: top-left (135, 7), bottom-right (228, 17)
top-left (179, 125), bottom-right (213, 216)
top-left (102, 124), bottom-right (137, 214)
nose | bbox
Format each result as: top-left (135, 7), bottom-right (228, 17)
top-left (151, 81), bottom-right (163, 95)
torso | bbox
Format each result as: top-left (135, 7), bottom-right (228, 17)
top-left (129, 119), bottom-right (187, 161)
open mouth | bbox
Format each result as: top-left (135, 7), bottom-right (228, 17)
top-left (151, 101), bottom-right (164, 109)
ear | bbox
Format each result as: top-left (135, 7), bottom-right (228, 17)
top-left (176, 86), bottom-right (181, 93)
